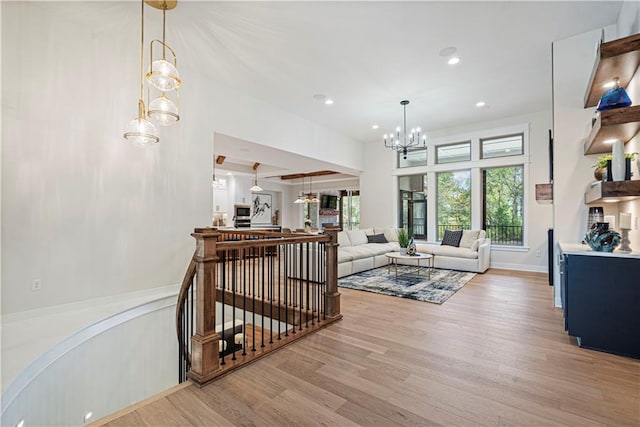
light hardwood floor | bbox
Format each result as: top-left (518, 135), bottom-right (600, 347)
top-left (95, 269), bottom-right (640, 426)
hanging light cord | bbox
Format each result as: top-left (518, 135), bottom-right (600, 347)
top-left (139, 0), bottom-right (145, 102)
top-left (162, 7), bottom-right (167, 59)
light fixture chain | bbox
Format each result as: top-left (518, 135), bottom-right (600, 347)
top-left (140, 0), bottom-right (145, 101)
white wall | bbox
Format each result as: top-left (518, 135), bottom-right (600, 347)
top-left (1, 2), bottom-right (363, 314)
top-left (361, 110), bottom-right (554, 272)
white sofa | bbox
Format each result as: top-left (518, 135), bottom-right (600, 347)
top-left (337, 228), bottom-right (491, 278)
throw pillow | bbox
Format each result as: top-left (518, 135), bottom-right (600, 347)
top-left (459, 230), bottom-right (480, 248)
top-left (367, 233), bottom-right (389, 244)
top-left (441, 229), bottom-right (463, 247)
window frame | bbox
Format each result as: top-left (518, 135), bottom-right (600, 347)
top-left (480, 133), bottom-right (524, 160)
top-left (435, 141), bottom-right (471, 165)
top-left (392, 123), bottom-right (530, 248)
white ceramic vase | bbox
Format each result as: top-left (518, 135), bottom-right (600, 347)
top-left (611, 140), bottom-right (625, 181)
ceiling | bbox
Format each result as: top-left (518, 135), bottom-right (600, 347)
top-left (174, 1), bottom-right (621, 179)
top-left (45, 1), bottom-right (625, 180)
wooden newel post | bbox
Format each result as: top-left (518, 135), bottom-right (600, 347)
top-left (188, 227), bottom-right (221, 386)
top-left (323, 226), bottom-right (342, 319)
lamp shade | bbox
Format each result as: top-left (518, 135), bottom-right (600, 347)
top-left (147, 59), bottom-right (181, 92)
top-left (148, 94), bottom-right (179, 126)
top-left (124, 116), bottom-right (159, 146)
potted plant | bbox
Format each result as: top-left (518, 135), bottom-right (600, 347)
top-left (593, 152), bottom-right (638, 180)
top-left (397, 228), bottom-right (410, 254)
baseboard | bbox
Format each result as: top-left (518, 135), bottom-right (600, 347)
top-left (489, 262), bottom-right (548, 273)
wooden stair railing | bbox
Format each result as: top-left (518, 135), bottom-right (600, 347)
top-left (175, 226), bottom-right (342, 386)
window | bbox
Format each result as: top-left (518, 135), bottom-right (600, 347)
top-left (398, 147), bottom-right (427, 168)
top-left (482, 166), bottom-right (524, 245)
top-left (481, 134), bottom-right (523, 159)
top-left (436, 142), bottom-right (471, 164)
top-left (398, 175), bottom-right (427, 239)
top-left (436, 170), bottom-right (471, 240)
top-left (339, 190), bottom-right (360, 231)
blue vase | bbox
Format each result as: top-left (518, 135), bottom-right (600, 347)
top-left (597, 78), bottom-right (632, 111)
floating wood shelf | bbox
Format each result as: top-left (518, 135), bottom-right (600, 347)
top-left (535, 183), bottom-right (553, 203)
top-left (584, 33), bottom-right (640, 108)
top-left (583, 105), bottom-right (640, 154)
top-left (584, 180), bottom-right (640, 204)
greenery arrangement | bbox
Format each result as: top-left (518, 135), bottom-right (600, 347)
top-left (397, 228), bottom-right (410, 248)
top-left (593, 152), bottom-right (638, 169)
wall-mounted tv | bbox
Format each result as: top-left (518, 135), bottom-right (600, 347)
top-left (321, 195), bottom-right (338, 210)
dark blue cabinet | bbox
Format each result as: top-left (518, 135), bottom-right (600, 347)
top-left (561, 252), bottom-right (640, 359)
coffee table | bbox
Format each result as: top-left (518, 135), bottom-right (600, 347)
top-left (385, 252), bottom-right (433, 279)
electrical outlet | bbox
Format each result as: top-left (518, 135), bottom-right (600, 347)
top-left (535, 249), bottom-right (541, 258)
top-left (31, 279), bottom-right (42, 291)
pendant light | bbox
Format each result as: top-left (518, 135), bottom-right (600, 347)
top-left (383, 100), bottom-right (426, 159)
top-left (124, 0), bottom-right (159, 146)
top-left (294, 177), bottom-right (306, 203)
top-left (146, 1), bottom-right (181, 92)
top-left (308, 176), bottom-right (319, 203)
top-left (146, 0), bottom-right (180, 126)
top-left (212, 144), bottom-right (222, 188)
top-left (250, 163), bottom-right (263, 192)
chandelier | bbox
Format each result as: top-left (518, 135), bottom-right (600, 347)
top-left (123, 0), bottom-right (181, 145)
top-left (383, 100), bottom-right (426, 159)
top-left (293, 175), bottom-right (319, 204)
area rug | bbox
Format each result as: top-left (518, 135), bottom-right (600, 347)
top-left (338, 266), bottom-right (475, 304)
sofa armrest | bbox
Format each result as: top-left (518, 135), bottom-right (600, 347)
top-left (477, 239), bottom-right (491, 273)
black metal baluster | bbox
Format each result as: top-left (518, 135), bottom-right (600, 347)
top-left (269, 242), bottom-right (274, 344)
top-left (261, 246), bottom-right (266, 348)
top-left (252, 246), bottom-right (256, 352)
top-left (305, 241), bottom-right (310, 329)
top-left (242, 245), bottom-right (247, 356)
top-left (284, 244), bottom-right (289, 337)
top-left (299, 242), bottom-right (303, 331)
top-left (277, 243), bottom-right (282, 340)
top-left (231, 248), bottom-right (237, 361)
top-left (220, 250), bottom-right (226, 365)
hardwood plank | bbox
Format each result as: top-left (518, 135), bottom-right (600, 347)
top-left (100, 269), bottom-right (640, 426)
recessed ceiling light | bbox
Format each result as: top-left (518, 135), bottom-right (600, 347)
top-left (325, 99), bottom-right (334, 105)
top-left (447, 56), bottom-right (460, 65)
top-left (602, 81), bottom-right (616, 89)
top-left (372, 124), bottom-right (379, 129)
top-left (227, 172), bottom-right (232, 176)
top-left (476, 101), bottom-right (486, 107)
top-left (313, 94), bottom-right (326, 101)
top-left (604, 199), bottom-right (620, 203)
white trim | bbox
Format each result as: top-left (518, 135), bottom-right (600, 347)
top-left (490, 262), bottom-right (547, 273)
top-left (491, 245), bottom-right (530, 253)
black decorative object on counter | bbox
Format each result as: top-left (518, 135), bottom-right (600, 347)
top-left (625, 157), bottom-right (632, 180)
top-left (587, 207), bottom-right (604, 230)
top-left (584, 222), bottom-right (621, 252)
top-left (606, 159), bottom-right (613, 181)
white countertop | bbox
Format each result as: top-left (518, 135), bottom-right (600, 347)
top-left (559, 242), bottom-right (640, 258)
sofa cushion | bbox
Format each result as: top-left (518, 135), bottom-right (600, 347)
top-left (441, 229), bottom-right (463, 247)
top-left (374, 227), bottom-right (400, 243)
top-left (337, 231), bottom-right (351, 247)
top-left (430, 245), bottom-right (479, 259)
top-left (367, 233), bottom-right (389, 244)
top-left (459, 230), bottom-right (481, 249)
top-left (347, 230), bottom-right (369, 246)
top-left (362, 228), bottom-right (375, 235)
top-left (338, 250), bottom-right (354, 263)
